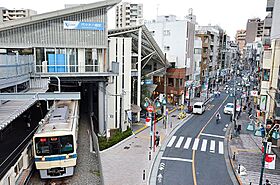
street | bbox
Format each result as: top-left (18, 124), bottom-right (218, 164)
top-left (155, 93), bottom-right (234, 185)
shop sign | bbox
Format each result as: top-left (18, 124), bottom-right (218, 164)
top-left (260, 95), bottom-right (267, 111)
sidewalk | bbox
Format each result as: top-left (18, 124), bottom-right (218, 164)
top-left (228, 111), bottom-right (280, 184)
top-left (100, 95), bottom-right (213, 185)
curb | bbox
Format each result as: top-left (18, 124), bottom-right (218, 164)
top-left (225, 122), bottom-right (242, 185)
top-left (148, 114), bottom-right (194, 185)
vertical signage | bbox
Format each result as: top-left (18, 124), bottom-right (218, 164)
top-left (260, 95), bottom-right (267, 111)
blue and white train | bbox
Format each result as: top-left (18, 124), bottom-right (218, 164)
top-left (33, 100), bottom-right (79, 179)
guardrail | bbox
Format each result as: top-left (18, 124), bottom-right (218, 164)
top-left (89, 115), bottom-right (104, 185)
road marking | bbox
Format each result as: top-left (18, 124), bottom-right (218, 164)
top-left (210, 140), bottom-right (215, 153)
top-left (219, 141), bottom-right (224, 154)
top-left (183, 137), bottom-right (192, 149)
top-left (162, 157), bottom-right (192, 163)
top-left (175, 136), bottom-right (184, 148)
top-left (201, 133), bottom-right (225, 139)
top-left (167, 136), bottom-right (176, 147)
top-left (201, 139), bottom-right (207, 152)
top-left (192, 138), bottom-right (199, 150)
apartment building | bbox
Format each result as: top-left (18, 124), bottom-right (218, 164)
top-left (245, 18), bottom-right (264, 44)
top-left (145, 14), bottom-right (195, 104)
top-left (115, 2), bottom-right (143, 28)
top-left (0, 7), bottom-right (37, 22)
top-left (235, 29), bottom-right (246, 59)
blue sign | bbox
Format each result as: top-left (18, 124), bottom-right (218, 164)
top-left (63, 21), bottom-right (104, 31)
top-left (144, 79), bottom-right (153, 85)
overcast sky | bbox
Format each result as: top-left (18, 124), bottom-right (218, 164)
top-left (0, 0), bottom-right (268, 39)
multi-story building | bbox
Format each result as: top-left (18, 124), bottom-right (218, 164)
top-left (115, 2), bottom-right (143, 28)
top-left (0, 7), bottom-right (37, 22)
top-left (245, 18), bottom-right (264, 44)
top-left (196, 25), bottom-right (220, 92)
top-left (259, 0), bottom-right (280, 147)
top-left (235, 29), bottom-right (246, 59)
top-left (145, 14), bottom-right (195, 104)
top-left (262, 0), bottom-right (274, 49)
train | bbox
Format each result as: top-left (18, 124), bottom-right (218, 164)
top-left (32, 100), bottom-right (79, 179)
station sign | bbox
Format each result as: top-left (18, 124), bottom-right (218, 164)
top-left (63, 21), bottom-right (104, 31)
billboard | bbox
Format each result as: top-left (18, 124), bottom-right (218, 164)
top-left (63, 21), bottom-right (104, 31)
top-left (260, 95), bottom-right (267, 111)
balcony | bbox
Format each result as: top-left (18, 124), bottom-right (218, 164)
top-left (266, 0), bottom-right (274, 12)
top-left (264, 17), bottom-right (272, 28)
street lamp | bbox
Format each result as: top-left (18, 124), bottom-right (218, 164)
top-left (143, 96), bottom-right (162, 152)
top-left (246, 118), bottom-right (279, 185)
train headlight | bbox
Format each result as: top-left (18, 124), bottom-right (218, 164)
top-left (66, 154), bottom-right (69, 159)
top-left (41, 156), bottom-right (45, 161)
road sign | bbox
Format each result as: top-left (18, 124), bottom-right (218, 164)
top-left (146, 117), bottom-right (151, 127)
top-left (157, 173), bottom-right (163, 183)
top-left (265, 154), bottom-right (276, 169)
top-left (147, 105), bottom-right (154, 113)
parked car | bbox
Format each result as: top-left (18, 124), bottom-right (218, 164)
top-left (224, 103), bottom-right (234, 114)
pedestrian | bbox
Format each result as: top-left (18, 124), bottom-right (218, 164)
top-left (218, 91), bottom-right (221, 97)
top-left (155, 131), bottom-right (160, 147)
top-left (265, 179), bottom-right (271, 185)
top-left (237, 125), bottom-right (241, 135)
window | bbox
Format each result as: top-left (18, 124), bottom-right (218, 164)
top-left (168, 78), bottom-right (174, 86)
top-left (194, 48), bottom-right (201, 54)
top-left (263, 69), bottom-right (270, 81)
top-left (163, 30), bottom-right (171, 36)
top-left (35, 135), bottom-right (74, 156)
top-left (164, 46), bottom-right (170, 51)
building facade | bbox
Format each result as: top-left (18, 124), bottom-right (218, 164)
top-left (235, 29), bottom-right (246, 59)
top-left (115, 2), bottom-right (143, 28)
top-left (0, 7), bottom-right (37, 22)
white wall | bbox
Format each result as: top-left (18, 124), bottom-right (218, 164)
top-left (193, 36), bottom-right (202, 81)
top-left (107, 37), bottom-right (132, 131)
top-left (145, 19), bottom-right (187, 68)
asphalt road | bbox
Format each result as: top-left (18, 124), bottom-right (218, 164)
top-left (155, 93), bottom-right (234, 185)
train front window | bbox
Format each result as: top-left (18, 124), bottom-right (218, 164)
top-left (35, 135), bottom-right (74, 156)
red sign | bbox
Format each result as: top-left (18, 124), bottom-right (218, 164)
top-left (147, 105), bottom-right (154, 113)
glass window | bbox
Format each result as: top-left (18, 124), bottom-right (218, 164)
top-left (263, 69), bottom-right (270, 81)
top-left (35, 135), bottom-right (74, 156)
top-left (194, 105), bottom-right (201, 108)
top-left (194, 48), bottom-right (201, 54)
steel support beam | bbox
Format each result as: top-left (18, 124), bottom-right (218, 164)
top-left (0, 92), bottom-right (81, 100)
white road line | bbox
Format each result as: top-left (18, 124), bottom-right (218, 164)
top-left (201, 133), bottom-right (225, 139)
top-left (183, 137), bottom-right (192, 149)
top-left (201, 139), bottom-right (207, 152)
top-left (167, 136), bottom-right (176, 147)
top-left (161, 157), bottom-right (192, 163)
top-left (192, 138), bottom-right (200, 150)
top-left (210, 140), bottom-right (215, 153)
top-left (175, 136), bottom-right (184, 148)
top-left (219, 141), bottom-right (224, 154)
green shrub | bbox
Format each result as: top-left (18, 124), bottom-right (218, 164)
top-left (98, 128), bottom-right (133, 151)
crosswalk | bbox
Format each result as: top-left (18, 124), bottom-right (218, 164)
top-left (167, 136), bottom-right (224, 155)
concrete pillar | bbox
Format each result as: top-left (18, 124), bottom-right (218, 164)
top-left (98, 82), bottom-right (105, 135)
top-left (78, 48), bottom-right (85, 72)
top-left (137, 28), bottom-right (142, 122)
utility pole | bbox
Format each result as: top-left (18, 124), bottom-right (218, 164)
top-left (164, 53), bottom-right (167, 129)
top-left (233, 60), bottom-right (237, 131)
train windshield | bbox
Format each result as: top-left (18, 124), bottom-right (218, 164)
top-left (35, 135), bottom-right (74, 156)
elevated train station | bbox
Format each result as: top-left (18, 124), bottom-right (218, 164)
top-left (0, 0), bottom-right (169, 184)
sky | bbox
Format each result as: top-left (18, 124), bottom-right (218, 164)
top-left (0, 0), bottom-right (268, 39)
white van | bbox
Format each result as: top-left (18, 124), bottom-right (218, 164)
top-left (192, 102), bottom-right (205, 114)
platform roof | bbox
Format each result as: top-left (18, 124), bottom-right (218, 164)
top-left (108, 25), bottom-right (170, 77)
top-left (0, 0), bottom-right (121, 31)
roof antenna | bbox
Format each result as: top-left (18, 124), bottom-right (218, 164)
top-left (156, 4), bottom-right (159, 18)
